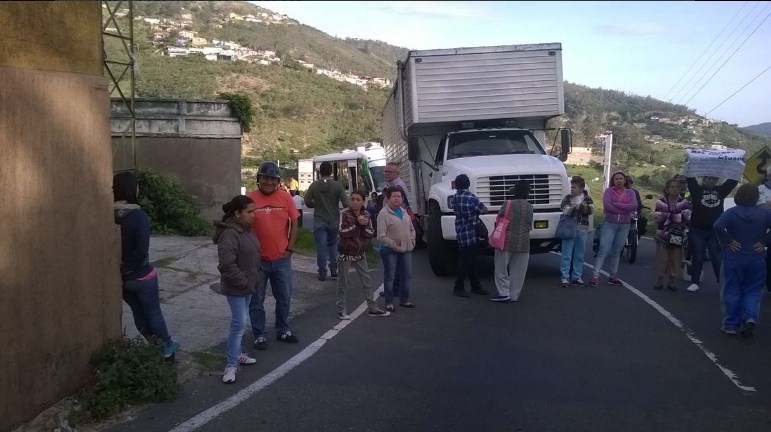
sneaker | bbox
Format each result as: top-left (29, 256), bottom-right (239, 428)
top-left (222, 365), bottom-right (237, 384)
top-left (277, 331), bottom-right (299, 343)
top-left (254, 336), bottom-right (268, 351)
top-left (238, 354), bottom-right (257, 365)
top-left (368, 309), bottom-right (391, 317)
top-left (489, 295), bottom-right (511, 302)
top-left (741, 320), bottom-right (756, 338)
top-left (561, 279), bottom-right (569, 288)
top-left (608, 276), bottom-right (622, 285)
top-left (721, 327), bottom-right (738, 336)
top-left (686, 283), bottom-right (700, 292)
top-left (588, 277), bottom-right (599, 287)
top-left (330, 269), bottom-right (338, 279)
top-left (337, 312), bottom-right (351, 320)
top-left (162, 340), bottom-right (180, 358)
top-left (385, 304), bottom-right (395, 312)
top-left (571, 278), bottom-right (585, 286)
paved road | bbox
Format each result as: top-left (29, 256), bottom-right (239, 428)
top-left (108, 237), bottom-right (771, 432)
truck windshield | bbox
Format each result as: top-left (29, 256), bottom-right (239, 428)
top-left (370, 166), bottom-right (386, 192)
top-left (446, 130), bottom-right (545, 160)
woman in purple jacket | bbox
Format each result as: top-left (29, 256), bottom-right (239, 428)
top-left (590, 171), bottom-right (639, 286)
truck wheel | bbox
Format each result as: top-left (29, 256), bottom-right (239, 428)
top-left (428, 203), bottom-right (456, 276)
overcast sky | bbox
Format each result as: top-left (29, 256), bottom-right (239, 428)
top-left (254, 1), bottom-right (771, 127)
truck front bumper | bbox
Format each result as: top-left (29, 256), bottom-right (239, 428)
top-left (440, 211), bottom-right (563, 244)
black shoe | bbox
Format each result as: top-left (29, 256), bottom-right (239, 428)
top-left (330, 269), bottom-right (338, 279)
top-left (653, 285), bottom-right (663, 291)
top-left (741, 321), bottom-right (756, 338)
top-left (254, 336), bottom-right (268, 350)
top-left (667, 285), bottom-right (677, 291)
top-left (277, 331), bottom-right (299, 343)
top-left (470, 287), bottom-right (489, 295)
top-left (453, 290), bottom-right (470, 298)
top-left (317, 272), bottom-right (326, 281)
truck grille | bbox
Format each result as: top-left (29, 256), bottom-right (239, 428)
top-left (475, 174), bottom-right (563, 209)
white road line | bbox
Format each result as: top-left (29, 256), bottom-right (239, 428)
top-left (578, 257), bottom-right (755, 393)
top-left (168, 285), bottom-right (385, 432)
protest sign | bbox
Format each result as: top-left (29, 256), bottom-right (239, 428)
top-left (684, 148), bottom-right (745, 180)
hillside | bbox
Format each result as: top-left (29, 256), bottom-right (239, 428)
top-left (744, 122), bottom-right (771, 137)
top-left (119, 1), bottom-right (771, 194)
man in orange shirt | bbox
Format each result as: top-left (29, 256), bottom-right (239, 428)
top-left (247, 161), bottom-right (301, 349)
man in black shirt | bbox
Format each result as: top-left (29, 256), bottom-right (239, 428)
top-left (685, 175), bottom-right (738, 292)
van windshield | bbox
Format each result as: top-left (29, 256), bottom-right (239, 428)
top-left (446, 130), bottom-right (545, 160)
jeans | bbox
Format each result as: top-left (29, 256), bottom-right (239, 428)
top-left (454, 245), bottom-right (481, 292)
top-left (593, 222), bottom-right (630, 277)
top-left (688, 226), bottom-right (721, 284)
top-left (122, 273), bottom-right (172, 345)
top-left (226, 294), bottom-right (251, 366)
top-left (249, 257), bottom-right (293, 338)
top-left (380, 248), bottom-right (412, 304)
top-left (721, 256), bottom-right (765, 330)
top-left (560, 229), bottom-right (588, 280)
top-left (313, 218), bottom-right (339, 275)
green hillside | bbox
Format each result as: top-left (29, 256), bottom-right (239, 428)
top-left (120, 1), bottom-right (771, 195)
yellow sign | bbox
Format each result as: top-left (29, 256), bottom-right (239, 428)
top-left (744, 146), bottom-right (771, 184)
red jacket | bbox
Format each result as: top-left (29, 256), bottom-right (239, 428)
top-left (338, 208), bottom-right (375, 257)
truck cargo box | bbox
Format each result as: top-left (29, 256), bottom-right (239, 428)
top-left (398, 43), bottom-right (563, 128)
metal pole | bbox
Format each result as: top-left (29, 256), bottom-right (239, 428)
top-left (602, 133), bottom-right (613, 191)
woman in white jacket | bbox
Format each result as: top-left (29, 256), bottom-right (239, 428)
top-left (377, 187), bottom-right (416, 311)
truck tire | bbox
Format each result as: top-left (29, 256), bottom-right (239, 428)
top-left (428, 203), bottom-right (457, 276)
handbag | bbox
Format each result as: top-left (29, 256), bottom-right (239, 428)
top-left (555, 214), bottom-right (578, 239)
top-left (668, 225), bottom-right (685, 246)
top-left (488, 201), bottom-right (511, 250)
top-left (474, 215), bottom-right (489, 243)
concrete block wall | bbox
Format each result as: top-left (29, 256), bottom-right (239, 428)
top-left (0, 3), bottom-right (121, 431)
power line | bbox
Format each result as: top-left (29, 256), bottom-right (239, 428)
top-left (672, 2), bottom-right (764, 105)
top-left (705, 64), bottom-right (771, 116)
top-left (684, 10), bottom-right (771, 105)
top-left (663, 1), bottom-right (748, 102)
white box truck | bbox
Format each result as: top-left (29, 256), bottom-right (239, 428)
top-left (381, 43), bottom-right (572, 276)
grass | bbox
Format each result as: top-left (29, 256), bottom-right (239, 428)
top-left (190, 350), bottom-right (226, 371)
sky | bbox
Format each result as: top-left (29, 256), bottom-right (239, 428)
top-left (253, 1), bottom-right (771, 127)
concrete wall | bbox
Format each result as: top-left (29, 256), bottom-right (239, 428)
top-left (111, 99), bottom-right (243, 222)
top-left (0, 3), bottom-right (121, 431)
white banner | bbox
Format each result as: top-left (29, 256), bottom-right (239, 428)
top-left (684, 148), bottom-right (746, 181)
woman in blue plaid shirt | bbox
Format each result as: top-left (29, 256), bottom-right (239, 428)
top-left (452, 174), bottom-right (489, 297)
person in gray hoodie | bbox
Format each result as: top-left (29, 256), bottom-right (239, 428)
top-left (304, 161), bottom-right (349, 281)
top-left (213, 195), bottom-right (261, 383)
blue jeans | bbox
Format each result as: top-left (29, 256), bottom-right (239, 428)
top-left (313, 218), bottom-right (339, 275)
top-left (593, 222), bottom-right (630, 277)
top-left (226, 294), bottom-right (251, 366)
top-left (249, 257), bottom-right (293, 338)
top-left (721, 255), bottom-right (765, 330)
top-left (122, 273), bottom-right (172, 345)
top-left (380, 248), bottom-right (412, 304)
top-left (561, 228), bottom-right (588, 280)
top-left (688, 227), bottom-right (721, 284)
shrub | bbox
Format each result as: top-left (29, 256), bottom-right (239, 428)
top-left (218, 92), bottom-right (255, 132)
top-left (68, 336), bottom-right (178, 426)
top-left (137, 167), bottom-right (212, 236)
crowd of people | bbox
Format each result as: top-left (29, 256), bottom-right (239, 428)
top-left (113, 158), bottom-right (770, 385)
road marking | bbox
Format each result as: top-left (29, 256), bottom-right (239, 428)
top-left (168, 285), bottom-right (385, 432)
top-left (580, 258), bottom-right (755, 393)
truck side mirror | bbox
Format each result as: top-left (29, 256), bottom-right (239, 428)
top-left (558, 129), bottom-right (572, 162)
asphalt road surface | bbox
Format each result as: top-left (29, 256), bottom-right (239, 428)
top-left (107, 237), bottom-right (771, 432)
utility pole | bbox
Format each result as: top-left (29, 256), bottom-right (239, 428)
top-left (601, 132), bottom-right (613, 191)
